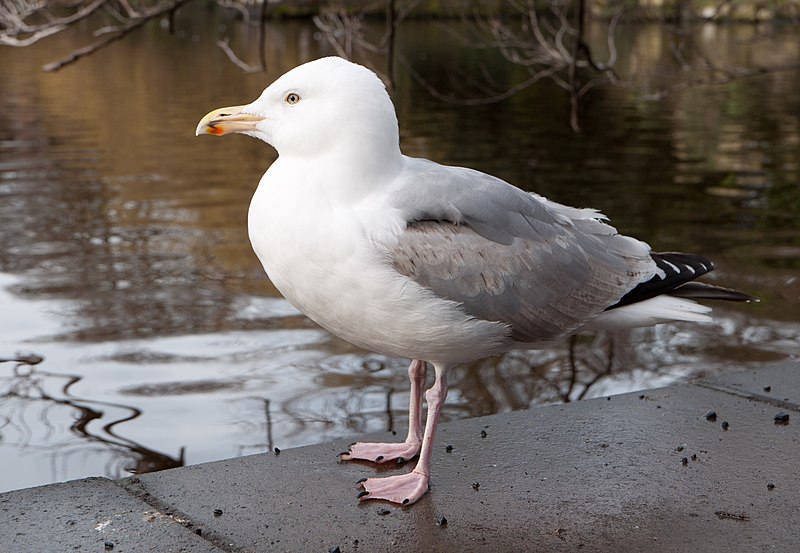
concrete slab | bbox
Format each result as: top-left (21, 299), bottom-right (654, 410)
top-left (0, 477), bottom-right (223, 552)
top-left (2, 362), bottom-right (797, 552)
top-left (125, 369), bottom-right (800, 553)
top-left (699, 362), bottom-right (800, 408)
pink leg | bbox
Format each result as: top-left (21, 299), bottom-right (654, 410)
top-left (358, 363), bottom-right (448, 505)
top-left (340, 359), bottom-right (427, 463)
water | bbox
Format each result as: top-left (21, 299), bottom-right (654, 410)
top-left (0, 12), bottom-right (798, 492)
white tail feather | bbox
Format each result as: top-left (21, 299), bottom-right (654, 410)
top-left (585, 296), bottom-right (713, 330)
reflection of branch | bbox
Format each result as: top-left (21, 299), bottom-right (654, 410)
top-left (0, 352), bottom-right (44, 366)
top-left (409, 0), bottom-right (621, 131)
top-left (405, 58), bottom-right (565, 106)
top-left (312, 1), bottom-right (413, 90)
top-left (644, 62), bottom-right (800, 101)
top-left (0, 362), bottom-right (184, 477)
top-left (0, 0), bottom-right (108, 47)
top-left (576, 336), bottom-right (614, 401)
top-left (563, 335), bottom-right (578, 402)
top-left (699, 0), bottom-right (734, 21)
top-left (217, 37), bottom-right (261, 73)
top-left (215, 0), bottom-right (268, 73)
top-left (39, 0), bottom-right (198, 72)
top-left (217, 0), bottom-right (250, 22)
top-left (312, 10), bottom-right (363, 60)
top-left (652, 0), bottom-right (800, 100)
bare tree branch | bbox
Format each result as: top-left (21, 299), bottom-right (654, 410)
top-left (312, 10), bottom-right (354, 59)
top-left (217, 37), bottom-right (261, 73)
top-left (404, 58), bottom-right (567, 106)
top-left (41, 0), bottom-right (198, 72)
top-left (413, 0), bottom-right (621, 131)
top-left (214, 0), bottom-right (269, 73)
top-left (0, 0), bottom-right (109, 47)
top-left (218, 0), bottom-right (250, 21)
top-left (311, 1), bottom-right (419, 91)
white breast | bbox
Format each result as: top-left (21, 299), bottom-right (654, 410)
top-left (246, 160), bottom-right (511, 364)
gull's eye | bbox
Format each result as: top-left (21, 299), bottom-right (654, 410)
top-left (285, 92), bottom-right (300, 105)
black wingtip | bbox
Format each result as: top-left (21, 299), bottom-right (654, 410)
top-left (670, 282), bottom-right (758, 303)
top-left (608, 252), bottom-right (756, 310)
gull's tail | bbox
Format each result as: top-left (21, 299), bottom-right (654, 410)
top-left (609, 252), bottom-right (756, 309)
top-left (586, 252), bottom-right (756, 330)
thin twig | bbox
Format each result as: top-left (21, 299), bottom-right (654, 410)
top-left (405, 57), bottom-right (566, 106)
top-left (217, 37), bottom-right (261, 73)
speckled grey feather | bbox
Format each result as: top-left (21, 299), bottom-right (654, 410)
top-left (389, 158), bottom-right (657, 343)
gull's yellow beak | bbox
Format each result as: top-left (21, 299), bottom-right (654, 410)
top-left (195, 105), bottom-right (264, 136)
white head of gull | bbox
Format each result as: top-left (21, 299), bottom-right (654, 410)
top-left (196, 56), bottom-right (754, 506)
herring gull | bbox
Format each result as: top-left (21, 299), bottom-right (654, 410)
top-left (196, 57), bottom-right (754, 506)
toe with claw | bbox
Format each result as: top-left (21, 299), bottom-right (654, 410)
top-left (339, 441), bottom-right (421, 464)
top-left (357, 471), bottom-right (430, 505)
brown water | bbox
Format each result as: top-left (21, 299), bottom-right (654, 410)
top-left (0, 12), bottom-right (798, 492)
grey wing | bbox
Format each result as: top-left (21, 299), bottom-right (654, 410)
top-left (388, 159), bottom-right (656, 343)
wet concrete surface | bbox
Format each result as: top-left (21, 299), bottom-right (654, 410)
top-left (0, 477), bottom-right (223, 552)
top-left (2, 361), bottom-right (798, 552)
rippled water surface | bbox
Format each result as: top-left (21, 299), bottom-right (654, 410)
top-left (1, 13), bottom-right (798, 492)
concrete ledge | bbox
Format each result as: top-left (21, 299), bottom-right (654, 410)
top-left (2, 362), bottom-right (798, 552)
top-left (0, 476), bottom-right (223, 552)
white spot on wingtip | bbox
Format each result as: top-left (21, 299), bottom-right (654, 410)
top-left (663, 260), bottom-right (680, 273)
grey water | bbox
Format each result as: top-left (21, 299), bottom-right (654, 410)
top-left (0, 12), bottom-right (798, 492)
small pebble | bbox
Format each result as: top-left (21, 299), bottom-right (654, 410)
top-left (681, 457), bottom-right (688, 466)
top-left (195, 528), bottom-right (202, 536)
top-left (763, 385), bottom-right (771, 392)
top-left (274, 447), bottom-right (281, 455)
top-left (104, 543), bottom-right (114, 551)
top-left (774, 412), bottom-right (790, 425)
top-left (213, 509), bottom-right (223, 517)
top-left (328, 547), bottom-right (342, 553)
top-left (480, 430), bottom-right (487, 439)
top-left (767, 483), bottom-right (775, 490)
top-left (472, 482), bottom-right (480, 491)
top-left (445, 445), bottom-right (453, 453)
top-left (704, 410), bottom-right (717, 422)
top-left (675, 444), bottom-right (685, 452)
top-left (377, 508), bottom-right (391, 516)
top-left (438, 516), bottom-right (448, 527)
top-left (691, 453), bottom-right (697, 461)
top-left (721, 421), bottom-right (729, 431)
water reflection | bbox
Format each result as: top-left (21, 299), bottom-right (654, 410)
top-left (0, 356), bottom-right (183, 483)
top-left (0, 13), bottom-right (798, 491)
